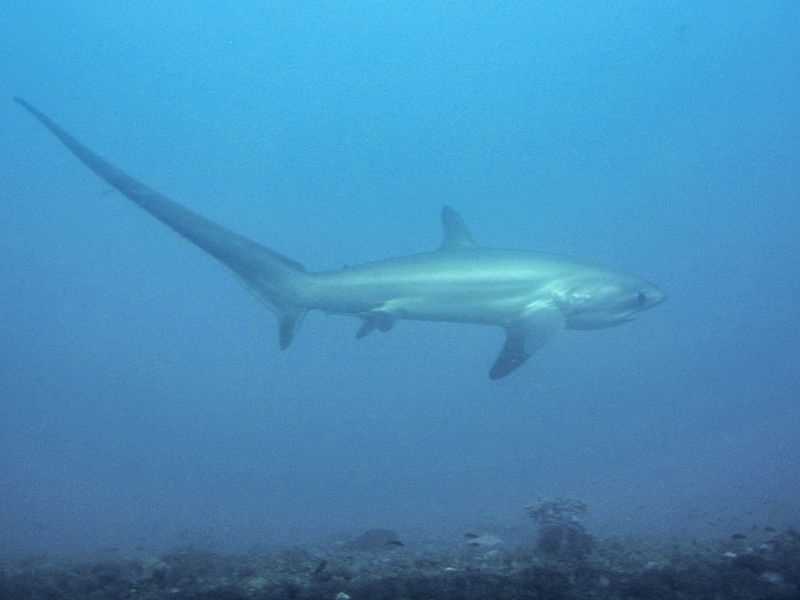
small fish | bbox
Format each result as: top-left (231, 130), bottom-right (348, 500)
top-left (464, 533), bottom-right (479, 539)
top-left (764, 527), bottom-right (776, 533)
top-left (313, 560), bottom-right (327, 575)
top-left (731, 533), bottom-right (747, 540)
top-left (465, 534), bottom-right (503, 548)
top-left (385, 540), bottom-right (404, 547)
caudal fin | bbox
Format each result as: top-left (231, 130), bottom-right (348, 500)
top-left (15, 97), bottom-right (309, 349)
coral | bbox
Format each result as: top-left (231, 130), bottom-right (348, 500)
top-left (526, 497), bottom-right (595, 560)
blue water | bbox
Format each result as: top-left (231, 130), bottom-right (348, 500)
top-left (1, 2), bottom-right (798, 556)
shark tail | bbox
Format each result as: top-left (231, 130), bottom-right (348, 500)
top-left (14, 97), bottom-right (310, 350)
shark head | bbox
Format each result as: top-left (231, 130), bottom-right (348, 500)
top-left (559, 273), bottom-right (666, 330)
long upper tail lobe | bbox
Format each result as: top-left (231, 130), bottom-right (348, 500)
top-left (15, 97), bottom-right (308, 348)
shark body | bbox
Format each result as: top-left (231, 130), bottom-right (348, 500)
top-left (15, 98), bottom-right (665, 379)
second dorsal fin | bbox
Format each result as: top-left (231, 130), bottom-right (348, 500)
top-left (440, 205), bottom-right (476, 250)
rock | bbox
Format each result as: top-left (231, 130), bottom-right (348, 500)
top-left (244, 575), bottom-right (268, 591)
top-left (761, 571), bottom-right (784, 585)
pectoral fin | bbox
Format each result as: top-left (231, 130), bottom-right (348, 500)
top-left (489, 304), bottom-right (563, 380)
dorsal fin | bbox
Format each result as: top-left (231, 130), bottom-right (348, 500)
top-left (440, 205), bottom-right (476, 250)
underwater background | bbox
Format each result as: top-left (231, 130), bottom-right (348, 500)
top-left (1, 1), bottom-right (799, 559)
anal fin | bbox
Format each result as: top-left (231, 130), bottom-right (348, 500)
top-left (278, 307), bottom-right (306, 349)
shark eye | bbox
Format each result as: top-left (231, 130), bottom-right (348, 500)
top-left (637, 291), bottom-right (647, 306)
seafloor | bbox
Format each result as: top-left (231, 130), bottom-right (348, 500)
top-left (2, 529), bottom-right (799, 600)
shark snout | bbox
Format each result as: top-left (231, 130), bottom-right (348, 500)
top-left (639, 284), bottom-right (666, 309)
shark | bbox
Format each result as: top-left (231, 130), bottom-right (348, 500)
top-left (15, 97), bottom-right (665, 379)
